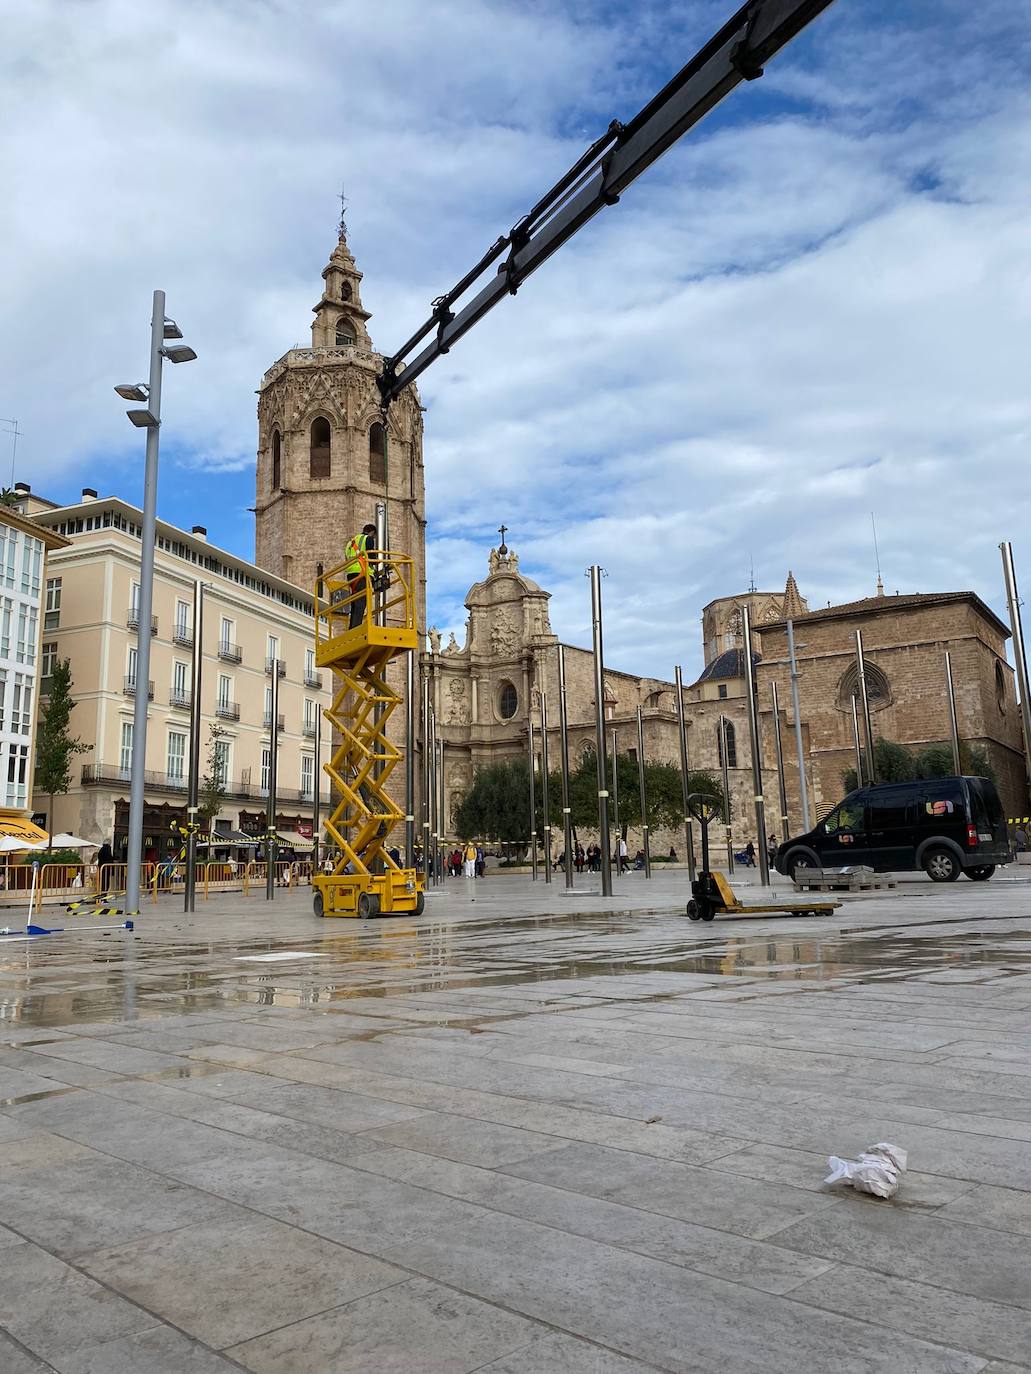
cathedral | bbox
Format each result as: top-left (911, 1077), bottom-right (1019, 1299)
top-left (254, 227), bottom-right (1029, 849)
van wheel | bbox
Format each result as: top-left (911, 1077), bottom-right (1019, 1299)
top-left (923, 848), bottom-right (961, 883)
top-left (789, 854), bottom-right (814, 881)
top-left (964, 865), bottom-right (995, 882)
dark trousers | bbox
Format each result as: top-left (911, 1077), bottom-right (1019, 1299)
top-left (348, 576), bottom-right (367, 629)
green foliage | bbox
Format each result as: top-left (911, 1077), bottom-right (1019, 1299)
top-left (842, 737), bottom-right (997, 793)
top-left (0, 488), bottom-right (20, 508)
top-left (14, 847), bottom-right (84, 867)
top-left (34, 659), bottom-right (90, 847)
top-left (198, 724), bottom-right (228, 827)
top-left (453, 758), bottom-right (530, 848)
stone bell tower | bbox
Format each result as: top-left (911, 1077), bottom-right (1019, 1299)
top-left (254, 216), bottom-right (426, 623)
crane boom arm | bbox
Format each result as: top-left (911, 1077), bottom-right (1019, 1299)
top-left (377, 0), bottom-right (837, 406)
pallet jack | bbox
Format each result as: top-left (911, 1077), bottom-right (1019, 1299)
top-left (685, 794), bottom-right (839, 922)
top-left (311, 548), bottom-right (425, 920)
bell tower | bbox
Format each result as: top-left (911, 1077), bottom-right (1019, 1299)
top-left (254, 217), bottom-right (426, 623)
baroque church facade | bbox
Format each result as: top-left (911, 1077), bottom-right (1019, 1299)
top-left (255, 229), bottom-right (1028, 852)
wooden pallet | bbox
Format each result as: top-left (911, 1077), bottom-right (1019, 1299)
top-left (794, 869), bottom-right (896, 893)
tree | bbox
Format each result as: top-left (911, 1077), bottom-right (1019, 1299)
top-left (34, 659), bottom-right (90, 849)
top-left (843, 737), bottom-right (997, 792)
top-left (453, 758), bottom-right (530, 852)
top-left (0, 488), bottom-right (19, 509)
top-left (198, 724), bottom-right (228, 833)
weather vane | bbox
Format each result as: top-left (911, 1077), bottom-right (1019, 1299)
top-left (338, 184), bottom-right (348, 239)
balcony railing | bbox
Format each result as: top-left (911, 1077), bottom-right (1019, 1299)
top-left (82, 761), bottom-right (329, 805)
top-left (266, 657), bottom-right (287, 677)
top-left (172, 623), bottom-right (193, 648)
top-left (303, 671), bottom-right (322, 689)
top-left (170, 687), bottom-right (192, 710)
top-left (263, 713), bottom-right (286, 732)
top-left (218, 641), bottom-right (242, 663)
top-left (215, 701), bottom-right (240, 721)
top-left (127, 609), bottom-right (158, 634)
top-left (123, 676), bottom-right (154, 699)
top-left (301, 722), bottom-right (317, 739)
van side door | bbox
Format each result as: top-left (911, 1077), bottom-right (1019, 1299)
top-left (816, 793), bottom-right (870, 867)
top-left (865, 786), bottom-right (916, 872)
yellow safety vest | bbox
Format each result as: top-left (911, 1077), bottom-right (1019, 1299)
top-left (344, 533), bottom-right (368, 579)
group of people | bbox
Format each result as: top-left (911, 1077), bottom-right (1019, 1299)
top-left (444, 843), bottom-right (486, 878)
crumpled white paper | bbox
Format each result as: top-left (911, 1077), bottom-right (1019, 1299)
top-left (825, 1142), bottom-right (908, 1199)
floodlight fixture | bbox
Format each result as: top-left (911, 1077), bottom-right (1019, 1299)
top-left (163, 319), bottom-right (183, 340)
top-left (114, 383), bottom-right (149, 402)
top-left (126, 408), bottom-right (159, 428)
top-left (162, 345), bottom-right (197, 364)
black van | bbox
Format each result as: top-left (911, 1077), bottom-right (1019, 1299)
top-left (775, 776), bottom-right (1011, 883)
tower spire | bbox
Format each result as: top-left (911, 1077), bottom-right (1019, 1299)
top-left (337, 184), bottom-right (348, 241)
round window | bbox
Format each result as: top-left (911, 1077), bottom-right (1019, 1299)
top-left (498, 682), bottom-right (518, 720)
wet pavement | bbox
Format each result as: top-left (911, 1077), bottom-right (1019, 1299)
top-left (1, 871), bottom-right (1031, 1371)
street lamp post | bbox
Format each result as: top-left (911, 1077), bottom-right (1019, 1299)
top-left (528, 719), bottom-right (538, 880)
top-left (786, 619), bottom-right (811, 831)
top-left (674, 666), bottom-right (697, 881)
top-left (184, 579), bottom-right (204, 913)
top-left (540, 692), bottom-right (552, 883)
top-left (115, 289), bottom-right (196, 914)
top-left (589, 566), bottom-right (613, 896)
top-left (740, 605), bottom-right (770, 885)
top-left (1001, 542), bottom-right (1031, 799)
top-left (557, 646), bottom-right (574, 889)
top-left (636, 705), bottom-right (651, 878)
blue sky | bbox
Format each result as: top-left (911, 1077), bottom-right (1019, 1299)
top-left (2, 0), bottom-right (1030, 681)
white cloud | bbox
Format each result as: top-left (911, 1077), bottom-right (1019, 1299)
top-left (2, 1), bottom-right (1030, 683)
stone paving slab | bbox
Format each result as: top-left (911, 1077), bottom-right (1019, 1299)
top-left (0, 871), bottom-right (1030, 1371)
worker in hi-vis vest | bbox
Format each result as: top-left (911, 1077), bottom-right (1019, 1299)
top-left (343, 522), bottom-right (377, 629)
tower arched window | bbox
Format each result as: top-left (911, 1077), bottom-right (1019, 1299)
top-left (309, 418), bottom-right (331, 480)
top-left (716, 721), bottom-right (737, 769)
top-left (369, 422), bottom-right (386, 485)
top-left (271, 429), bottom-right (281, 491)
top-left (335, 315), bottom-right (355, 346)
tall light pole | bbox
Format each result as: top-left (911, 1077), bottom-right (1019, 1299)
top-left (944, 650), bottom-right (962, 776)
top-left (265, 658), bottom-right (280, 901)
top-left (528, 719), bottom-right (538, 880)
top-left (557, 646), bottom-right (574, 889)
top-left (855, 629), bottom-right (877, 783)
top-left (770, 679), bottom-right (790, 842)
top-left (610, 727), bottom-right (620, 873)
top-left (114, 290), bottom-right (196, 914)
top-left (635, 705), bottom-right (651, 877)
top-left (1001, 542), bottom-right (1031, 799)
top-left (740, 605), bottom-right (770, 885)
top-left (589, 566), bottom-right (612, 896)
top-left (674, 666), bottom-right (697, 881)
top-left (540, 692), bottom-right (552, 883)
top-left (184, 580), bottom-right (204, 913)
top-left (786, 619), bottom-right (810, 831)
top-left (719, 713), bottom-right (734, 874)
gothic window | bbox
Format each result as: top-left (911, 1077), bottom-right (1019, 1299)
top-left (498, 681), bottom-right (518, 720)
top-left (996, 660), bottom-right (1007, 714)
top-left (836, 661), bottom-right (890, 710)
top-left (271, 429), bottom-right (281, 490)
top-left (369, 422), bottom-right (386, 484)
top-left (335, 315), bottom-right (355, 345)
top-left (339, 280), bottom-right (352, 302)
top-left (309, 417), bottom-right (331, 480)
top-left (716, 721), bottom-right (737, 769)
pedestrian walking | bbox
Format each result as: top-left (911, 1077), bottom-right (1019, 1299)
top-left (744, 840), bottom-right (757, 868)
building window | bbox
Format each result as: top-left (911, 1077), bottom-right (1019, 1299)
top-left (175, 599), bottom-right (190, 641)
top-left (173, 660), bottom-right (189, 702)
top-left (167, 731), bottom-right (186, 784)
top-left (261, 747), bottom-right (271, 793)
top-left (369, 422), bottom-right (386, 484)
top-left (16, 605), bottom-right (37, 665)
top-left (6, 742), bottom-right (29, 807)
top-left (716, 721), bottom-right (737, 769)
top-left (304, 697), bottom-right (315, 730)
top-left (45, 577), bottom-right (62, 630)
top-left (11, 675), bottom-right (32, 734)
top-left (498, 681), bottom-right (518, 720)
top-left (718, 684), bottom-right (728, 699)
top-left (271, 429), bottom-right (282, 490)
top-left (0, 671), bottom-right (5, 730)
top-left (996, 660), bottom-right (1007, 714)
top-left (217, 673), bottom-right (231, 709)
top-left (310, 417), bottom-right (331, 480)
top-left (20, 536), bottom-right (41, 596)
top-left (214, 738), bottom-right (231, 788)
top-left (41, 642), bottom-right (58, 681)
top-left (301, 754), bottom-right (314, 798)
top-left (267, 634), bottom-right (279, 664)
top-left (119, 721), bottom-right (134, 777)
top-left (335, 316), bottom-right (355, 346)
top-left (264, 684), bottom-right (273, 723)
top-left (837, 661), bottom-right (891, 710)
top-left (1, 598), bottom-right (12, 657)
top-left (2, 528), bottom-right (17, 589)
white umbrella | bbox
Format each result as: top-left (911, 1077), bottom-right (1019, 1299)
top-left (0, 835), bottom-right (46, 853)
top-left (48, 833), bottom-right (97, 849)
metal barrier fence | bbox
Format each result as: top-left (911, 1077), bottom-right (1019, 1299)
top-left (0, 856), bottom-right (317, 910)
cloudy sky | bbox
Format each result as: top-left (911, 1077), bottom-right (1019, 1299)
top-left (2, 0), bottom-right (1029, 681)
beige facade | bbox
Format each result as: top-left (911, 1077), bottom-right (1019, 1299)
top-left (28, 495), bottom-right (331, 856)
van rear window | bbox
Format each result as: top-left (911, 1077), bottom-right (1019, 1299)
top-left (920, 781), bottom-right (965, 819)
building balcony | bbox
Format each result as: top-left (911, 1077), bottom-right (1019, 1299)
top-left (263, 713), bottom-right (286, 732)
top-left (123, 676), bottom-right (154, 700)
top-left (301, 722), bottom-right (317, 739)
top-left (266, 658), bottom-right (287, 677)
top-left (303, 671), bottom-right (322, 689)
top-left (170, 687), bottom-right (192, 710)
top-left (81, 761), bottom-right (330, 806)
top-left (215, 701), bottom-right (240, 721)
top-left (218, 640), bottom-right (242, 663)
top-left (127, 608), bottom-right (158, 634)
top-left (172, 624), bottom-right (193, 648)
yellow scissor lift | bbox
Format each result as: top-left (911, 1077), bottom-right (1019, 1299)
top-left (311, 550), bottom-right (425, 919)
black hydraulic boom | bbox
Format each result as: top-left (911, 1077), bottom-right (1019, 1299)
top-left (377, 0), bottom-right (836, 407)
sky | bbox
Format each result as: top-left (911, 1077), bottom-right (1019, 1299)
top-left (2, 0), bottom-right (1030, 682)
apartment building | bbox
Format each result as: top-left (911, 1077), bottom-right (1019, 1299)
top-left (24, 488), bottom-right (331, 857)
top-left (0, 500), bottom-right (68, 841)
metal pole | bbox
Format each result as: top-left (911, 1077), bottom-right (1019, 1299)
top-left (855, 629), bottom-right (877, 783)
top-left (422, 673), bottom-right (432, 883)
top-left (589, 566), bottom-right (613, 896)
top-left (770, 679), bottom-right (790, 843)
top-left (184, 580), bottom-right (204, 913)
top-left (786, 618), bottom-right (810, 832)
top-left (428, 706), bottom-right (437, 883)
top-left (374, 501), bottom-right (388, 627)
top-left (528, 719), bottom-right (538, 880)
top-left (1001, 542), bottom-right (1031, 797)
top-left (557, 646), bottom-right (574, 889)
top-left (740, 605), bottom-right (770, 884)
top-left (944, 650), bottom-right (962, 776)
top-left (405, 649), bottom-right (416, 867)
top-left (313, 562), bottom-right (324, 874)
top-left (540, 692), bottom-right (552, 882)
top-left (636, 705), bottom-right (651, 877)
top-left (437, 738), bottom-right (445, 865)
top-left (610, 727), bottom-right (620, 873)
top-left (719, 714), bottom-right (734, 874)
top-left (851, 694), bottom-right (864, 787)
top-left (674, 665), bottom-right (697, 881)
top-left (125, 289), bottom-right (165, 914)
top-left (266, 658), bottom-right (280, 900)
